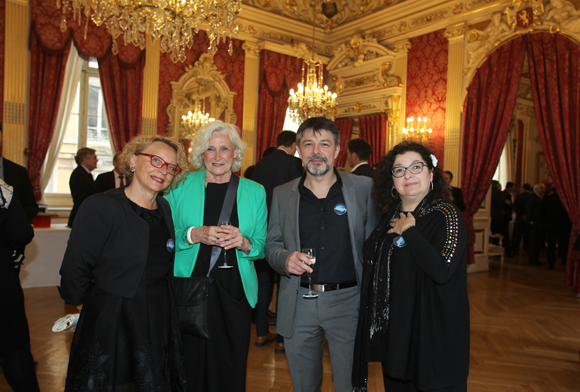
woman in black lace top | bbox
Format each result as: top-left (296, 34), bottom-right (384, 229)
top-left (353, 141), bottom-right (470, 392)
top-left (60, 135), bottom-right (189, 391)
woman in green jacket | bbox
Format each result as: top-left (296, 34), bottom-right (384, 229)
top-left (165, 120), bottom-right (267, 392)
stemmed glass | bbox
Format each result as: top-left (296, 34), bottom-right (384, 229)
top-left (302, 248), bottom-right (318, 299)
top-left (217, 221), bottom-right (233, 269)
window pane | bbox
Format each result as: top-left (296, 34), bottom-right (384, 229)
top-left (87, 76), bottom-right (113, 178)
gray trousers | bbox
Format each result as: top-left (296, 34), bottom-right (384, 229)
top-left (285, 285), bottom-right (359, 392)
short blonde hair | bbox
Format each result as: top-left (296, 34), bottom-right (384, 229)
top-left (119, 135), bottom-right (189, 189)
top-left (189, 121), bottom-right (247, 172)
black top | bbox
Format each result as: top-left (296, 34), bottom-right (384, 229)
top-left (543, 192), bottom-right (572, 230)
top-left (251, 149), bottom-right (303, 212)
top-left (298, 170), bottom-right (356, 285)
top-left (502, 189), bottom-right (513, 222)
top-left (353, 194), bottom-right (469, 391)
top-left (525, 193), bottom-right (543, 226)
top-left (451, 186), bottom-right (466, 212)
top-left (490, 186), bottom-right (504, 221)
top-left (192, 182), bottom-right (244, 300)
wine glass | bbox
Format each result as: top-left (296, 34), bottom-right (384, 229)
top-left (302, 248), bottom-right (318, 299)
top-left (217, 221), bottom-right (233, 269)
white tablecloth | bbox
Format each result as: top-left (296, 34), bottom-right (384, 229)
top-left (21, 224), bottom-right (71, 289)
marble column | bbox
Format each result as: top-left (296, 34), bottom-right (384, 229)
top-left (3, 0), bottom-right (30, 165)
top-left (443, 22), bottom-right (468, 186)
top-left (240, 42), bottom-right (262, 174)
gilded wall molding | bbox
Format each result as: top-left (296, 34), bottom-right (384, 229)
top-left (444, 22), bottom-right (469, 39)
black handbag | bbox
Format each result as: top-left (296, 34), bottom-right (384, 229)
top-left (174, 276), bottom-right (212, 339)
top-left (174, 175), bottom-right (239, 339)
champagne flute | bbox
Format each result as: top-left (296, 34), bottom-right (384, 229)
top-left (217, 221), bottom-right (233, 269)
top-left (302, 248), bottom-right (318, 299)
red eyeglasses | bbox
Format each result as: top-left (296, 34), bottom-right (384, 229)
top-left (135, 153), bottom-right (182, 176)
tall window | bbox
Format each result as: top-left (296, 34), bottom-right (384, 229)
top-left (45, 60), bottom-right (114, 195)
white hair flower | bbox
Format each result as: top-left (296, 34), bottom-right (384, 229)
top-left (430, 154), bottom-right (438, 167)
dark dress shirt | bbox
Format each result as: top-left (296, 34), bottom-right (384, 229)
top-left (298, 171), bottom-right (356, 284)
top-left (95, 170), bottom-right (126, 193)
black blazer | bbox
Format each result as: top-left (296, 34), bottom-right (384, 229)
top-left (251, 149), bottom-right (303, 211)
top-left (351, 163), bottom-right (375, 178)
top-left (59, 188), bottom-right (175, 306)
top-left (3, 158), bottom-right (38, 221)
top-left (68, 165), bottom-right (97, 227)
top-left (95, 170), bottom-right (116, 193)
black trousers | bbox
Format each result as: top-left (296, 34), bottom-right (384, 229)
top-left (546, 226), bottom-right (571, 267)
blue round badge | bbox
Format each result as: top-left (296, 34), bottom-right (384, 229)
top-left (393, 235), bottom-right (406, 248)
top-left (334, 203), bottom-right (347, 216)
top-left (166, 238), bottom-right (175, 253)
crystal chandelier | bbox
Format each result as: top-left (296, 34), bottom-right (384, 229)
top-left (56, 0), bottom-right (242, 63)
top-left (288, 59), bottom-right (338, 123)
top-left (181, 100), bottom-right (214, 140)
top-left (287, 4), bottom-right (338, 123)
top-left (402, 116), bottom-right (432, 143)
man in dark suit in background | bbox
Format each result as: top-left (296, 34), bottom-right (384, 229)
top-left (512, 183), bottom-right (533, 255)
top-left (526, 183), bottom-right (546, 266)
top-left (251, 130), bottom-right (303, 353)
top-left (0, 126), bottom-right (38, 222)
top-left (347, 138), bottom-right (375, 178)
top-left (68, 148), bottom-right (98, 228)
top-left (443, 171), bottom-right (466, 212)
top-left (502, 182), bottom-right (515, 257)
top-left (95, 152), bottom-right (126, 192)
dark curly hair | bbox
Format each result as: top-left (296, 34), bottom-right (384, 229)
top-left (373, 141), bottom-right (450, 218)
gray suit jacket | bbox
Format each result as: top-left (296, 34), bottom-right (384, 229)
top-left (265, 172), bottom-right (378, 338)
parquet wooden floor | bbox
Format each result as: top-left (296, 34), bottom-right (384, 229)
top-left (1, 253), bottom-right (579, 391)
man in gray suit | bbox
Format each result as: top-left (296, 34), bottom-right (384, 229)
top-left (266, 117), bottom-right (377, 392)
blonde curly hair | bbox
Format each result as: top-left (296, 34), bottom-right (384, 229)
top-left (189, 121), bottom-right (246, 172)
top-left (119, 135), bottom-right (189, 189)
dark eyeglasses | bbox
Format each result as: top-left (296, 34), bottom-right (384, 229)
top-left (392, 162), bottom-right (426, 178)
top-left (136, 153), bottom-right (182, 176)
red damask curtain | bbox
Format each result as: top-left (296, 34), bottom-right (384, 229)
top-left (256, 71), bottom-right (290, 158)
top-left (28, 29), bottom-right (71, 200)
top-left (359, 114), bottom-right (387, 167)
top-left (256, 50), bottom-right (303, 159)
top-left (460, 37), bottom-right (526, 265)
top-left (526, 33), bottom-right (580, 293)
top-left (98, 49), bottom-right (145, 152)
top-left (334, 119), bottom-right (353, 167)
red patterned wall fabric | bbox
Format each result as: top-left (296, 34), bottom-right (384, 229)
top-left (260, 50), bottom-right (304, 93)
top-left (405, 29), bottom-right (448, 166)
top-left (335, 118), bottom-right (354, 167)
top-left (526, 33), bottom-right (580, 293)
top-left (28, 31), bottom-right (71, 200)
top-left (460, 37), bottom-right (526, 265)
top-left (156, 32), bottom-right (245, 135)
top-left (359, 114), bottom-right (387, 167)
top-left (0, 0), bottom-right (5, 123)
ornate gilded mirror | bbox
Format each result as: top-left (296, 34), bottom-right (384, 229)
top-left (167, 53), bottom-right (237, 140)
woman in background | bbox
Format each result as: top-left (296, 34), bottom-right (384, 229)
top-left (60, 135), bottom-right (188, 391)
top-left (166, 121), bottom-right (267, 392)
top-left (353, 141), bottom-right (470, 392)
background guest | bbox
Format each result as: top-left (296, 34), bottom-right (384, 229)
top-left (347, 138), bottom-right (375, 178)
top-left (0, 180), bottom-right (40, 392)
top-left (353, 141), bottom-right (469, 392)
top-left (95, 152), bottom-right (128, 192)
top-left (543, 187), bottom-right (571, 269)
top-left (502, 182), bottom-right (515, 257)
top-left (526, 183), bottom-right (546, 266)
top-left (60, 135), bottom-right (188, 391)
top-left (165, 121), bottom-right (267, 392)
top-left (443, 170), bottom-right (466, 212)
top-left (251, 130), bottom-right (304, 354)
top-left (67, 147), bottom-right (98, 227)
top-left (512, 183), bottom-right (533, 255)
top-left (490, 180), bottom-right (505, 245)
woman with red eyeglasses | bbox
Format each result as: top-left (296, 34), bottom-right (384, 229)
top-left (59, 135), bottom-right (189, 391)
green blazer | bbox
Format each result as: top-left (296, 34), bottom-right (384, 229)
top-left (165, 171), bottom-right (267, 307)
